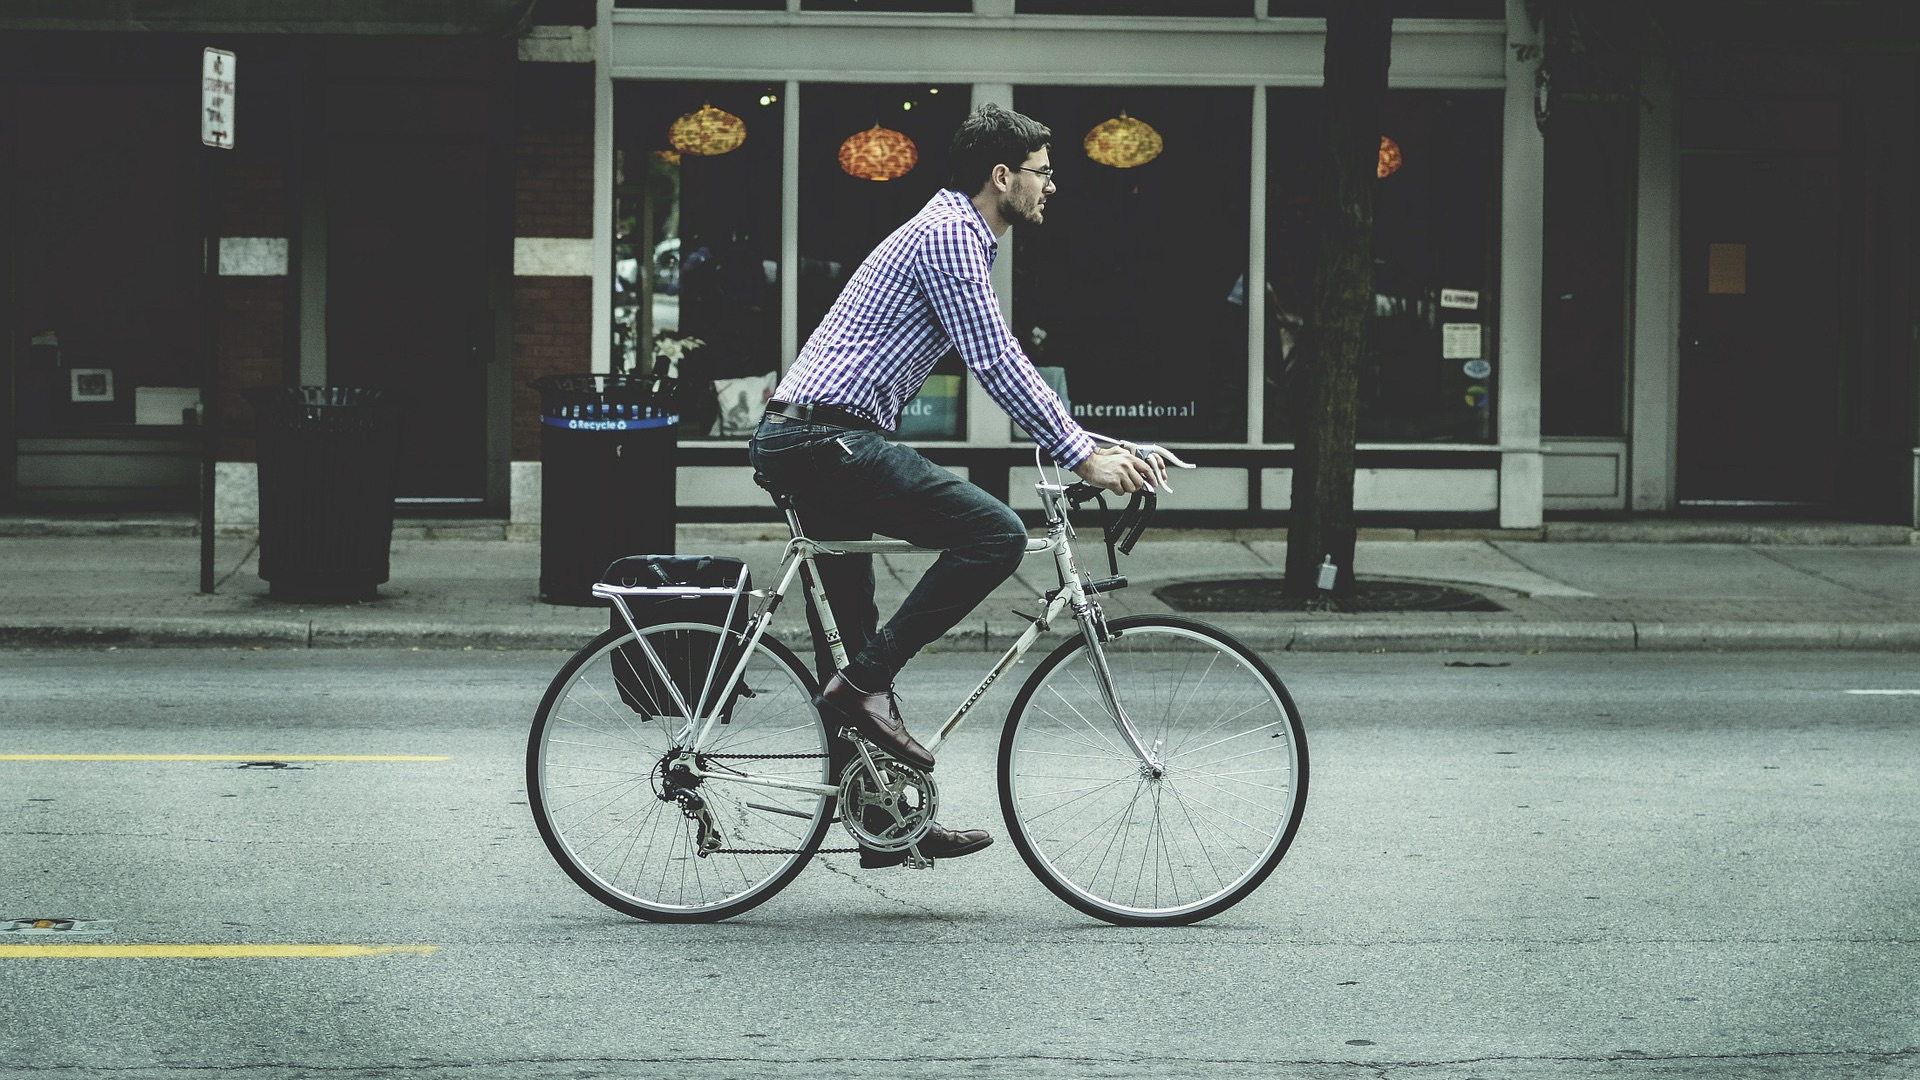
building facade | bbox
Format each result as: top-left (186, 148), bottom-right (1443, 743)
top-left (4, 0), bottom-right (1917, 529)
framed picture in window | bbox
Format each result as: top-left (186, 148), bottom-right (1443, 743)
top-left (70, 368), bottom-right (115, 402)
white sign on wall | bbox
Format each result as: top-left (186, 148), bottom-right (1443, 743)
top-left (1441, 322), bottom-right (1483, 360)
top-left (201, 48), bottom-right (235, 149)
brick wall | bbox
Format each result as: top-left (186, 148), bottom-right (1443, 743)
top-left (220, 158), bottom-right (288, 238)
top-left (513, 278), bottom-right (594, 458)
top-left (517, 131), bottom-right (594, 239)
top-left (513, 63), bottom-right (596, 461)
top-left (214, 159), bottom-right (289, 460)
top-left (215, 278), bottom-right (285, 461)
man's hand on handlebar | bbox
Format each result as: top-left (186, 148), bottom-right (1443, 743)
top-left (1072, 445), bottom-right (1172, 496)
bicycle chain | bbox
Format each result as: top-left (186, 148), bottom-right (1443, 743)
top-left (694, 750), bottom-right (850, 854)
top-left (722, 847), bottom-right (860, 855)
top-left (695, 750), bottom-right (846, 854)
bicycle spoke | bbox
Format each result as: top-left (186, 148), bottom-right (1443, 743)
top-left (1003, 618), bottom-right (1306, 925)
top-left (530, 624), bottom-right (832, 922)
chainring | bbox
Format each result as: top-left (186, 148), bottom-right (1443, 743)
top-left (837, 752), bottom-right (937, 853)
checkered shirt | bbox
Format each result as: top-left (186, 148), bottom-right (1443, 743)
top-left (774, 188), bottom-right (1095, 469)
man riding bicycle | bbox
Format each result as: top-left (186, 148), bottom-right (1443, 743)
top-left (748, 103), bottom-right (1166, 869)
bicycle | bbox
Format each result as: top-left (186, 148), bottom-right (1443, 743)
top-left (526, 438), bottom-right (1308, 926)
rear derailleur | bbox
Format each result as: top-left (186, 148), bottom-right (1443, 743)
top-left (655, 754), bottom-right (725, 858)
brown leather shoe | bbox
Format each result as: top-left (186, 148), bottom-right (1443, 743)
top-left (818, 671), bottom-right (935, 770)
top-left (859, 823), bottom-right (994, 868)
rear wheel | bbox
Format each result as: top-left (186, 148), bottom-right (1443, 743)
top-left (528, 623), bottom-right (832, 922)
top-left (999, 616), bottom-right (1308, 926)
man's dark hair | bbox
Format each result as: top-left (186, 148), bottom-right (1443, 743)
top-left (946, 103), bottom-right (1052, 195)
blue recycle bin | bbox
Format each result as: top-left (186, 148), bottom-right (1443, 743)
top-left (529, 373), bottom-right (680, 606)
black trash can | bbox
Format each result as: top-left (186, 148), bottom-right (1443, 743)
top-left (245, 386), bottom-right (400, 604)
top-left (530, 373), bottom-right (679, 606)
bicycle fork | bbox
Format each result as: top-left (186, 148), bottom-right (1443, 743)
top-left (1052, 526), bottom-right (1165, 778)
top-left (1078, 632), bottom-right (1165, 779)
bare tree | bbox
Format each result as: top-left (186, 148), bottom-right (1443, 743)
top-left (1284, 0), bottom-right (1393, 600)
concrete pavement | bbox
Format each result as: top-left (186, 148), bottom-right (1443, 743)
top-left (1, 514), bottom-right (1917, 652)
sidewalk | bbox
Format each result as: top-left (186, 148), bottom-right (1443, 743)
top-left (1, 514), bottom-right (1917, 653)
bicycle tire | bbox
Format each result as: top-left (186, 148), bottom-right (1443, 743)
top-left (528, 623), bottom-right (833, 922)
top-left (999, 615), bottom-right (1308, 926)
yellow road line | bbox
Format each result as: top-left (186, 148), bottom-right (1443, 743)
top-left (0, 944), bottom-right (439, 959)
top-left (0, 755), bottom-right (448, 762)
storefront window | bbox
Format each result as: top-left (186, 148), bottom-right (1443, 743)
top-left (1267, 1), bottom-right (1502, 16)
top-left (805, 0), bottom-right (968, 10)
top-left (1264, 89), bottom-right (1501, 443)
top-left (617, 0), bottom-right (783, 10)
top-left (1017, 1), bottom-right (1252, 15)
top-left (1011, 86), bottom-right (1251, 444)
top-left (614, 82), bottom-right (783, 438)
top-left (1541, 95), bottom-right (1635, 436)
top-left (618, 0), bottom-right (968, 8)
top-left (799, 82), bottom-right (972, 440)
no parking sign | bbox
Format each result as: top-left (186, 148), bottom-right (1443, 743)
top-left (202, 48), bottom-right (234, 149)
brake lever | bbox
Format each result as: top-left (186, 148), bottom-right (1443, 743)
top-left (1127, 442), bottom-right (1196, 471)
top-left (1082, 433), bottom-right (1196, 494)
top-left (1113, 491), bottom-right (1154, 556)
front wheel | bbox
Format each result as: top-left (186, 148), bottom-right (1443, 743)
top-left (999, 616), bottom-right (1308, 926)
top-left (528, 623), bottom-right (833, 922)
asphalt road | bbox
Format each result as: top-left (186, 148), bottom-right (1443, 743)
top-left (2, 646), bottom-right (1918, 1079)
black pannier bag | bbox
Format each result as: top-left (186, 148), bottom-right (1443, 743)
top-left (600, 556), bottom-right (752, 723)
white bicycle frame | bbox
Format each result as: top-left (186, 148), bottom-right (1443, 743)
top-left (589, 438), bottom-right (1188, 801)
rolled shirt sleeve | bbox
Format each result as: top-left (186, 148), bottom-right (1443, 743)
top-left (915, 221), bottom-right (1096, 470)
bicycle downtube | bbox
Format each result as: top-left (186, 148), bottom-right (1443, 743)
top-left (922, 587), bottom-right (1069, 757)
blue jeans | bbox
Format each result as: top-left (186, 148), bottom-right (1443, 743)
top-left (748, 418), bottom-right (1028, 688)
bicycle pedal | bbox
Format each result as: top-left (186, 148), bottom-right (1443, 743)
top-left (904, 846), bottom-right (934, 871)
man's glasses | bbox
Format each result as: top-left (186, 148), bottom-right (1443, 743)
top-left (1013, 166), bottom-right (1056, 181)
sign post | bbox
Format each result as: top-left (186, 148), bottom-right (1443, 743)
top-left (199, 48), bottom-right (233, 593)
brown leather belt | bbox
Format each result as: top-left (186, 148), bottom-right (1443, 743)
top-left (762, 400), bottom-right (883, 432)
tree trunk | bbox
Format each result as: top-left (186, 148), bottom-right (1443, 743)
top-left (1284, 0), bottom-right (1393, 600)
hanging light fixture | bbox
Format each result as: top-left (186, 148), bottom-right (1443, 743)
top-left (1083, 111), bottom-right (1163, 169)
top-left (1377, 135), bottom-right (1403, 178)
top-left (669, 104), bottom-right (746, 157)
top-left (838, 124), bottom-right (919, 182)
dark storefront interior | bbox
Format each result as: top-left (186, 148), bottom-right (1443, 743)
top-left (1, 32), bottom-right (514, 510)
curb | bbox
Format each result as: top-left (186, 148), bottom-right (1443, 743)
top-left (5, 619), bottom-right (1920, 653)
top-left (4, 518), bottom-right (1916, 545)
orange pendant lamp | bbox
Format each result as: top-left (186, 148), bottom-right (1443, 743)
top-left (669, 104), bottom-right (746, 157)
top-left (1083, 111), bottom-right (1163, 169)
top-left (1377, 135), bottom-right (1403, 178)
top-left (839, 124), bottom-right (919, 181)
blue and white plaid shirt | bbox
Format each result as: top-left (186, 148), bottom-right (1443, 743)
top-left (774, 188), bottom-right (1095, 469)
